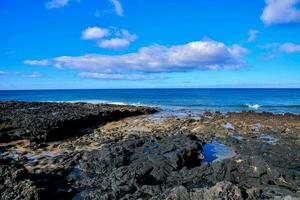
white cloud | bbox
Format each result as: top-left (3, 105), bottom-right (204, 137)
top-left (25, 39), bottom-right (247, 74)
top-left (279, 42), bottom-right (300, 53)
top-left (78, 72), bottom-right (162, 80)
top-left (259, 42), bottom-right (300, 53)
top-left (258, 42), bottom-right (280, 49)
top-left (24, 72), bottom-right (42, 78)
top-left (261, 0), bottom-right (300, 25)
top-left (98, 38), bottom-right (130, 49)
top-left (45, 0), bottom-right (69, 9)
top-left (98, 29), bottom-right (137, 49)
top-left (81, 27), bottom-right (110, 40)
top-left (81, 27), bottom-right (137, 50)
top-left (109, 0), bottom-right (123, 16)
top-left (24, 60), bottom-right (49, 66)
top-left (247, 30), bottom-right (259, 42)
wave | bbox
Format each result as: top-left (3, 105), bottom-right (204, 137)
top-left (172, 103), bottom-right (300, 109)
top-left (244, 104), bottom-right (261, 109)
top-left (78, 100), bottom-right (127, 105)
top-left (172, 104), bottom-right (262, 108)
top-left (243, 104), bottom-right (300, 108)
top-left (44, 99), bottom-right (154, 107)
top-left (43, 100), bottom-right (300, 110)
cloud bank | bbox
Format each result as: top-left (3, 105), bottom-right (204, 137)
top-left (261, 0), bottom-right (300, 25)
top-left (25, 39), bottom-right (247, 78)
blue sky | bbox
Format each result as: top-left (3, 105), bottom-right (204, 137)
top-left (0, 0), bottom-right (300, 89)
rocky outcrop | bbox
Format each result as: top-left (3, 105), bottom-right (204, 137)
top-left (0, 158), bottom-right (44, 200)
top-left (69, 132), bottom-right (299, 199)
top-left (1, 105), bottom-right (300, 199)
top-left (0, 101), bottom-right (158, 142)
top-left (198, 156), bottom-right (299, 199)
top-left (0, 157), bottom-right (77, 200)
top-left (70, 134), bottom-right (204, 199)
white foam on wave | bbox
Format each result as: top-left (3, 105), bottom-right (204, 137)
top-left (82, 100), bottom-right (153, 107)
top-left (246, 104), bottom-right (261, 109)
top-left (83, 100), bottom-right (127, 105)
top-left (44, 99), bottom-right (153, 107)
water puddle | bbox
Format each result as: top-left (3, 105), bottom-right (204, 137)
top-left (28, 106), bottom-right (41, 110)
top-left (52, 112), bottom-right (59, 116)
top-left (182, 181), bottom-right (208, 189)
top-left (232, 135), bottom-right (243, 141)
top-left (68, 165), bottom-right (82, 179)
top-left (202, 141), bottom-right (236, 163)
top-left (1, 150), bottom-right (58, 164)
top-left (5, 151), bottom-right (19, 159)
top-left (259, 135), bottom-right (277, 145)
top-left (251, 123), bottom-right (262, 132)
top-left (24, 151), bottom-right (56, 163)
top-left (227, 135), bottom-right (243, 143)
top-left (143, 143), bottom-right (160, 154)
top-left (16, 107), bottom-right (41, 111)
top-left (221, 122), bottom-right (234, 130)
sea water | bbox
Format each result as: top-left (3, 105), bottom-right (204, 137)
top-left (0, 88), bottom-right (300, 114)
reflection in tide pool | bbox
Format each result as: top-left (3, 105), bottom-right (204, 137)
top-left (259, 135), bottom-right (277, 145)
top-left (202, 141), bottom-right (236, 163)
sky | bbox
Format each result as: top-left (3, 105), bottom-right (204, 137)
top-left (0, 0), bottom-right (300, 89)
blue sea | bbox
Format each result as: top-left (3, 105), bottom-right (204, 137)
top-left (0, 89), bottom-right (300, 114)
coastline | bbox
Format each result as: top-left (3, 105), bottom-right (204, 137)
top-left (0, 101), bottom-right (300, 199)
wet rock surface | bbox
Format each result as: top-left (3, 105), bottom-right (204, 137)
top-left (72, 134), bottom-right (203, 199)
top-left (0, 101), bottom-right (157, 142)
top-left (1, 102), bottom-right (300, 199)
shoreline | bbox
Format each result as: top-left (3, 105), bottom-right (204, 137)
top-left (0, 101), bottom-right (300, 199)
top-left (2, 99), bottom-right (300, 115)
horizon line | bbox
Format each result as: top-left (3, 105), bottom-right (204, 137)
top-left (1, 87), bottom-right (300, 91)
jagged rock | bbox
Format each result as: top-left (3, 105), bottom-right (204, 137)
top-left (167, 186), bottom-right (190, 200)
top-left (200, 156), bottom-right (281, 187)
top-left (189, 181), bottom-right (242, 200)
top-left (1, 103), bottom-right (300, 199)
top-left (0, 158), bottom-right (44, 200)
top-left (0, 101), bottom-right (158, 142)
top-left (167, 181), bottom-right (242, 200)
top-left (71, 134), bottom-right (204, 199)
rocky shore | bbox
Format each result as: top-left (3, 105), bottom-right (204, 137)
top-left (0, 101), bottom-right (157, 142)
top-left (0, 101), bottom-right (300, 199)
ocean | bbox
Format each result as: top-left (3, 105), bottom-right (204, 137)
top-left (0, 89), bottom-right (300, 114)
